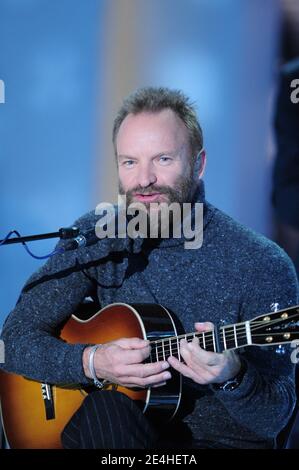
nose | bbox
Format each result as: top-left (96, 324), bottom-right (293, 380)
top-left (137, 162), bottom-right (157, 188)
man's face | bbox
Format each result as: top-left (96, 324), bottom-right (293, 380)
top-left (116, 109), bottom-right (197, 211)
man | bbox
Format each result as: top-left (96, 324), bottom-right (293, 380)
top-left (1, 87), bottom-right (298, 449)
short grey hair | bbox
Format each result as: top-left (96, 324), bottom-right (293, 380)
top-left (113, 87), bottom-right (203, 163)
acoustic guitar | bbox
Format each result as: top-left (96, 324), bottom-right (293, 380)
top-left (0, 302), bottom-right (299, 449)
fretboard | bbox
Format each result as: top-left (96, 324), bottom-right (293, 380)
top-left (149, 321), bottom-right (251, 362)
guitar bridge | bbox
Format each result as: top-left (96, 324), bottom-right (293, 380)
top-left (41, 383), bottom-right (55, 420)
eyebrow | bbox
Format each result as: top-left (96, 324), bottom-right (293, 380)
top-left (117, 151), bottom-right (178, 161)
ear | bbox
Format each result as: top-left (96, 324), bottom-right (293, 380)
top-left (193, 150), bottom-right (206, 179)
top-left (199, 150), bottom-right (206, 178)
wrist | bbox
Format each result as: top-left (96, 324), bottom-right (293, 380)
top-left (83, 344), bottom-right (108, 389)
top-left (212, 359), bottom-right (247, 392)
top-left (83, 346), bottom-right (93, 378)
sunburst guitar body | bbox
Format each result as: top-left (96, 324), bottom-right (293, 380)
top-left (1, 302), bottom-right (299, 449)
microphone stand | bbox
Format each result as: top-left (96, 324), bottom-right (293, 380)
top-left (0, 227), bottom-right (80, 246)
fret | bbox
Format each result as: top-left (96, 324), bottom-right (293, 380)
top-left (214, 327), bottom-right (222, 352)
top-left (221, 326), bottom-right (238, 350)
top-left (202, 332), bottom-right (206, 350)
top-left (212, 330), bottom-right (216, 352)
top-left (203, 331), bottom-right (215, 352)
top-left (149, 347), bottom-right (153, 362)
top-left (234, 324), bottom-right (238, 347)
top-left (169, 337), bottom-right (172, 356)
top-left (245, 321), bottom-right (252, 345)
top-left (209, 331), bottom-right (216, 352)
top-left (155, 341), bottom-right (159, 362)
top-left (171, 337), bottom-right (179, 359)
top-left (222, 328), bottom-right (227, 350)
top-left (235, 324), bottom-right (248, 347)
top-left (176, 336), bottom-right (180, 361)
top-left (162, 340), bottom-right (165, 361)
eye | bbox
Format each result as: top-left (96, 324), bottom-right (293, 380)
top-left (122, 160), bottom-right (135, 167)
top-left (158, 156), bottom-right (172, 165)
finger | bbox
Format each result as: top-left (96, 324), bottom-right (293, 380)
top-left (181, 336), bottom-right (222, 367)
top-left (174, 338), bottom-right (201, 367)
top-left (190, 344), bottom-right (222, 367)
top-left (180, 338), bottom-right (207, 364)
top-left (120, 360), bottom-right (170, 379)
top-left (120, 346), bottom-right (152, 364)
top-left (194, 322), bottom-right (214, 332)
top-left (122, 370), bottom-right (172, 387)
top-left (115, 337), bottom-right (150, 349)
top-left (178, 338), bottom-right (192, 361)
top-left (168, 355), bottom-right (211, 384)
top-left (179, 339), bottom-right (222, 372)
top-left (167, 355), bottom-right (198, 381)
top-left (179, 341), bottom-right (210, 372)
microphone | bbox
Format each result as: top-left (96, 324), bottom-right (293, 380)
top-left (63, 209), bottom-right (125, 252)
top-left (63, 227), bottom-right (101, 251)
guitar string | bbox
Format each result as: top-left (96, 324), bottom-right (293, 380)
top-left (151, 331), bottom-right (298, 357)
top-left (145, 308), bottom-right (299, 359)
top-left (150, 314), bottom-right (299, 354)
top-left (152, 326), bottom-right (299, 357)
top-left (148, 311), bottom-right (299, 348)
top-left (150, 332), bottom-right (299, 361)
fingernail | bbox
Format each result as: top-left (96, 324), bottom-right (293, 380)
top-left (162, 362), bottom-right (169, 369)
top-left (163, 372), bottom-right (171, 380)
top-left (152, 381), bottom-right (166, 388)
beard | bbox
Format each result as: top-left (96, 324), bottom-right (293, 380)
top-left (118, 169), bottom-right (198, 238)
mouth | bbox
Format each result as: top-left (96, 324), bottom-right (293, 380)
top-left (133, 193), bottom-right (164, 203)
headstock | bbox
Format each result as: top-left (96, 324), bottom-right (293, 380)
top-left (249, 305), bottom-right (299, 346)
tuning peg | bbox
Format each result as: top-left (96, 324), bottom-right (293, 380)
top-left (270, 302), bottom-right (287, 355)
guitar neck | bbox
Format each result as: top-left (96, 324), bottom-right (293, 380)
top-left (149, 304), bottom-right (299, 362)
top-left (149, 325), bottom-right (244, 362)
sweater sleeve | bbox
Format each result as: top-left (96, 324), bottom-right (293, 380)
top-left (213, 244), bottom-right (299, 440)
top-left (0, 212), bottom-right (103, 385)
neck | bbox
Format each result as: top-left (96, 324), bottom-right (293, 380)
top-left (148, 319), bottom-right (252, 362)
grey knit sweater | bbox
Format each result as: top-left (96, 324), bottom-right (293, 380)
top-left (1, 184), bottom-right (298, 448)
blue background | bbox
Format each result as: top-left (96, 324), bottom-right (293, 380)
top-left (0, 0), bottom-right (282, 325)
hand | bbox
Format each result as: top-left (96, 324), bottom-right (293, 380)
top-left (83, 337), bottom-right (171, 388)
top-left (167, 322), bottom-right (241, 385)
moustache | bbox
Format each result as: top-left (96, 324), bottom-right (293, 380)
top-left (127, 186), bottom-right (176, 196)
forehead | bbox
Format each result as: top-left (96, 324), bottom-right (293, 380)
top-left (116, 109), bottom-right (189, 155)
